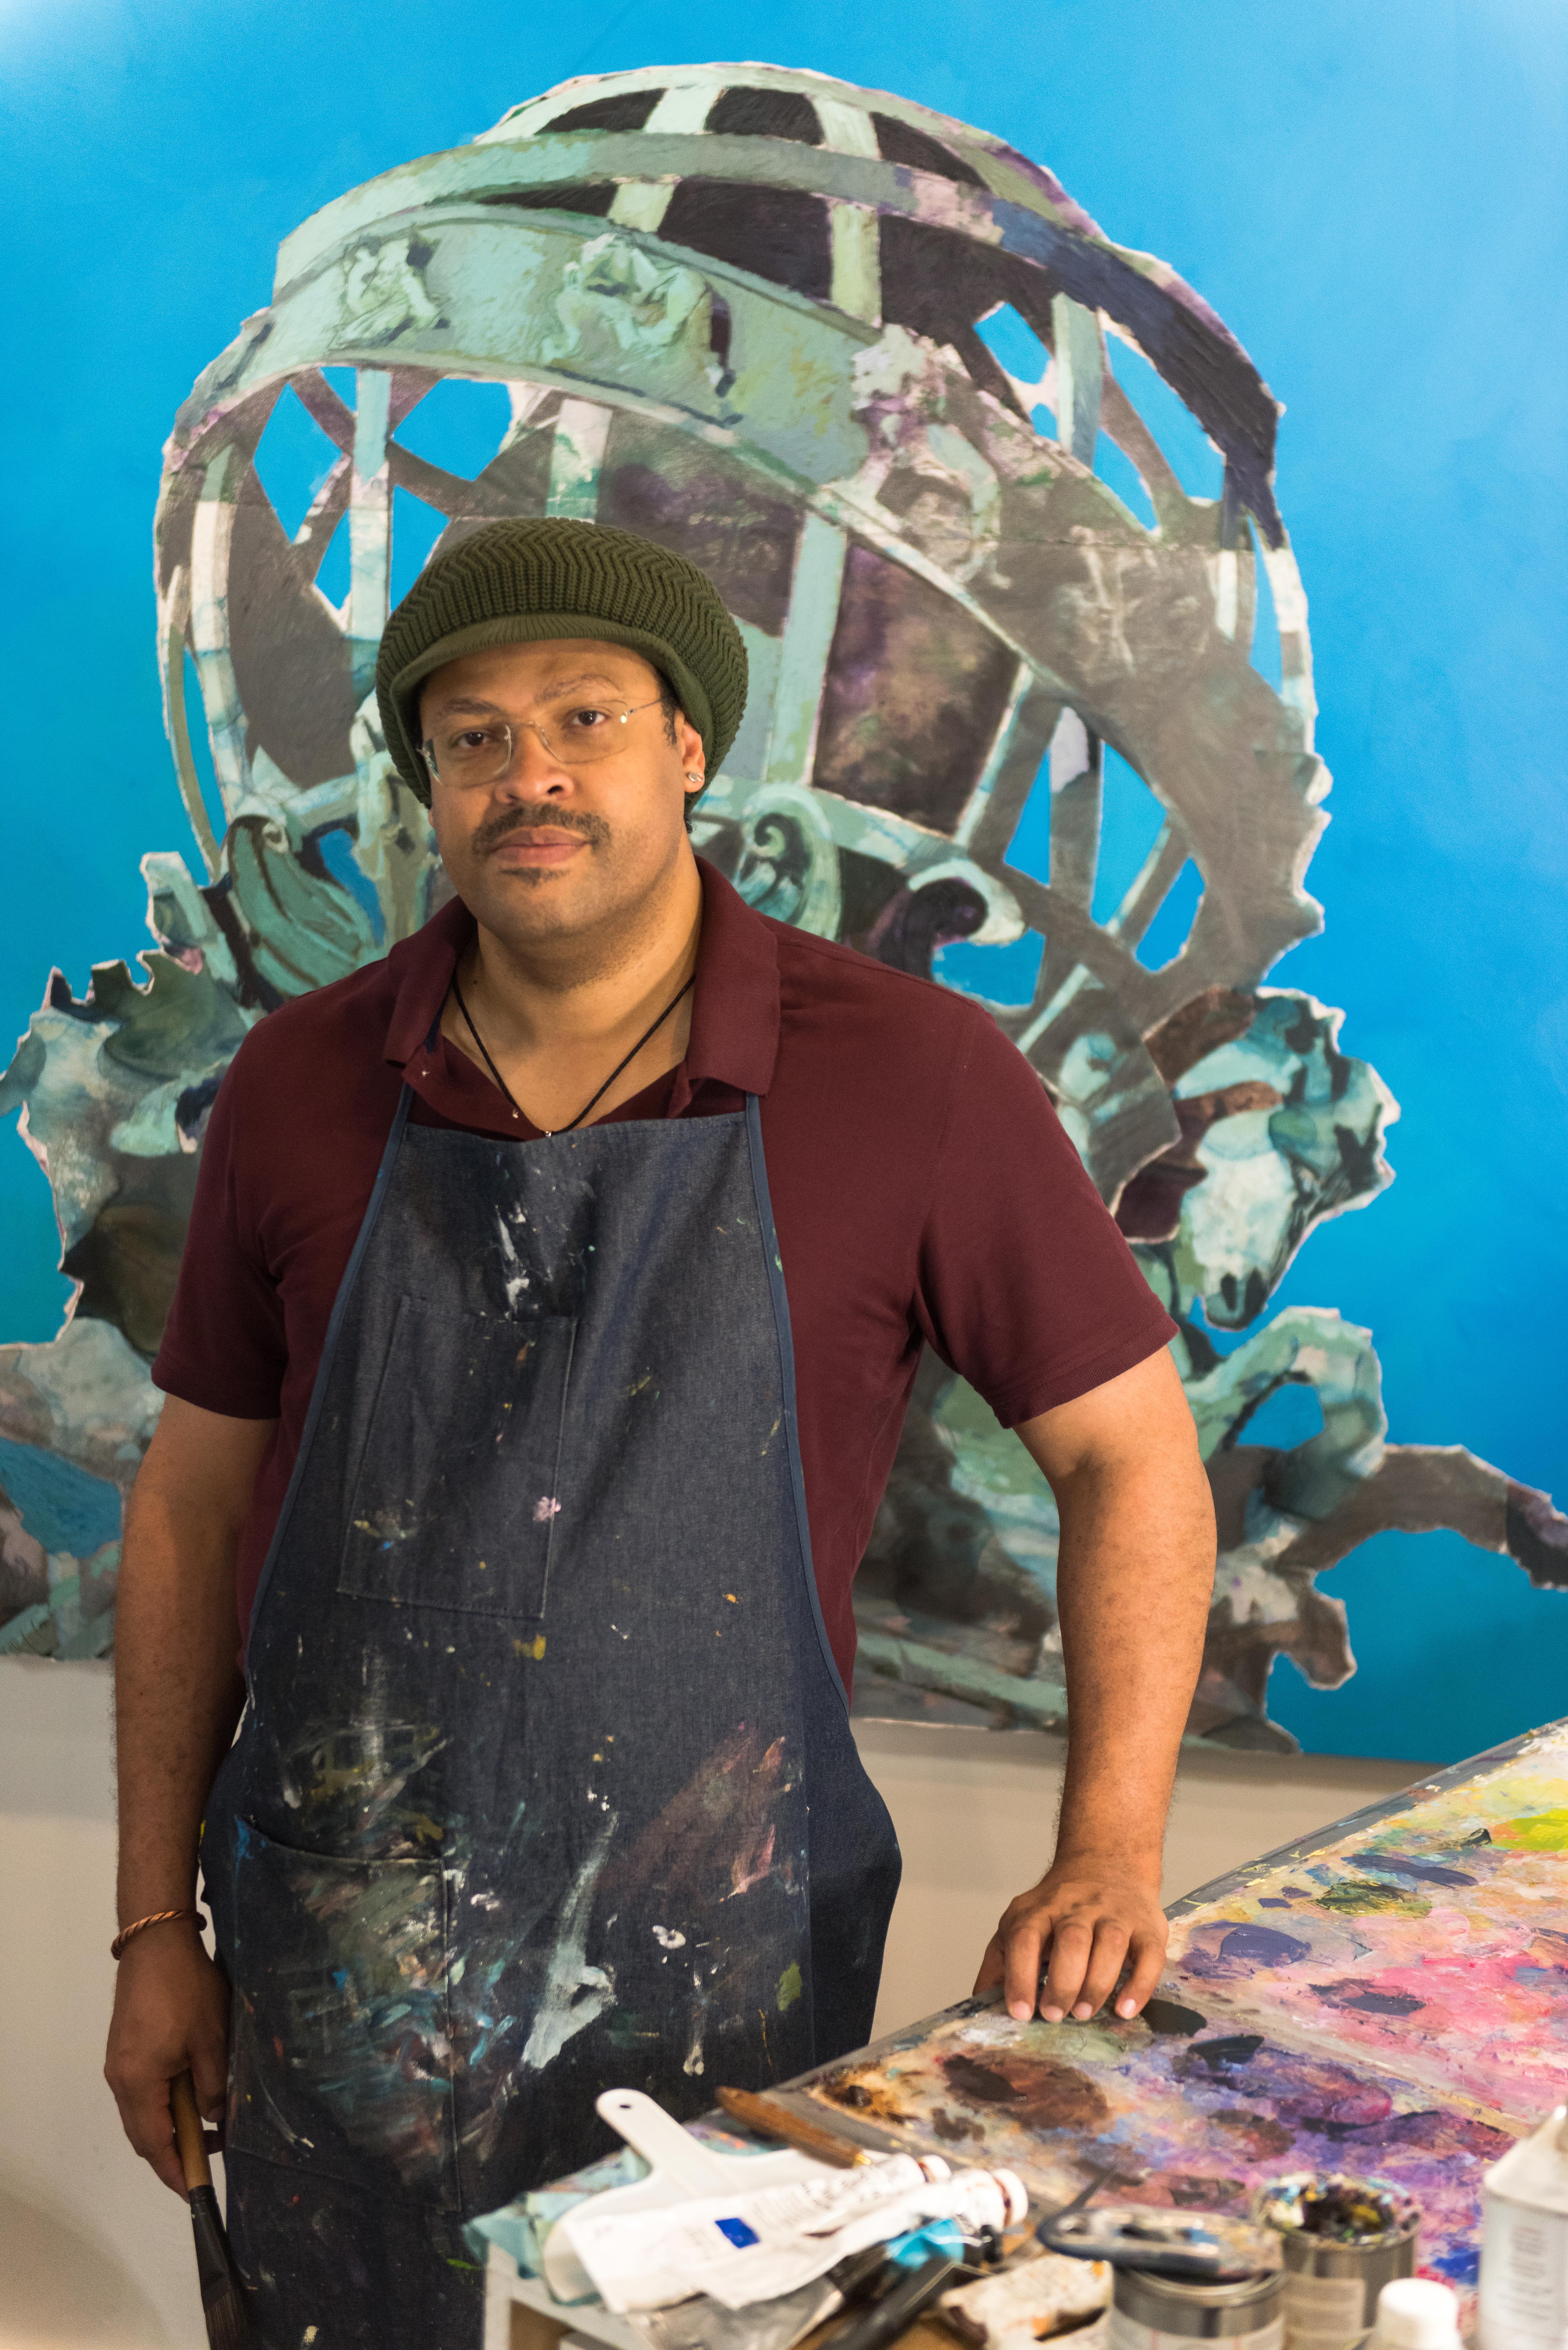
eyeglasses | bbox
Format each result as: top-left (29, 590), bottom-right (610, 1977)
top-left (421, 695), bottom-right (667, 787)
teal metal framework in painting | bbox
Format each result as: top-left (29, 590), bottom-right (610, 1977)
top-left (1, 64), bottom-right (1563, 1745)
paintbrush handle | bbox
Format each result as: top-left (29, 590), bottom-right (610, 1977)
top-left (171, 2070), bottom-right (213, 2194)
top-left (717, 2086), bottom-right (874, 2167)
top-left (819, 2255), bottom-right (961, 2350)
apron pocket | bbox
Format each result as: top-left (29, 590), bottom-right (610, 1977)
top-left (225, 1817), bottom-right (461, 2208)
top-left (339, 1294), bottom-right (576, 1619)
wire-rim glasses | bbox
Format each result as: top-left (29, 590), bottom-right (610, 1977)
top-left (421, 694), bottom-right (667, 787)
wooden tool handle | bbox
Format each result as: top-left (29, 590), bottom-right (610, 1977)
top-left (171, 2070), bottom-right (213, 2194)
top-left (717, 2086), bottom-right (873, 2167)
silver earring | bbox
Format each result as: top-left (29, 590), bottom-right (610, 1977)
top-left (685, 771), bottom-right (703, 784)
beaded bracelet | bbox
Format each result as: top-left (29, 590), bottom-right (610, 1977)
top-left (111, 1906), bottom-right (207, 1960)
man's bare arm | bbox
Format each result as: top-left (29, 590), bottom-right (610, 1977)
top-left (104, 1397), bottom-right (275, 2193)
top-left (972, 1346), bottom-right (1214, 2023)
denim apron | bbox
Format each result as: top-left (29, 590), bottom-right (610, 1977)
top-left (202, 1093), bottom-right (901, 2349)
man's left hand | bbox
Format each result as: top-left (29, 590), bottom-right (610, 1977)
top-left (972, 1857), bottom-right (1168, 2023)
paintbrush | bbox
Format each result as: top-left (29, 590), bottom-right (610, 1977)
top-left (630, 2242), bottom-right (895, 2350)
top-left (815, 2253), bottom-right (964, 2350)
top-left (170, 2071), bottom-right (252, 2348)
top-left (1036, 2161), bottom-right (1144, 2232)
top-left (717, 2086), bottom-right (881, 2166)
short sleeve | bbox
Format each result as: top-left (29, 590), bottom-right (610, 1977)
top-left (151, 1038), bottom-right (289, 1420)
top-left (914, 1012), bottom-right (1177, 1426)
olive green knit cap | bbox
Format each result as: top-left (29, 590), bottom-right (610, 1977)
top-left (375, 517), bottom-right (748, 806)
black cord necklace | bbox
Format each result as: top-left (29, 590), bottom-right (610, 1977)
top-left (448, 966), bottom-right (696, 1137)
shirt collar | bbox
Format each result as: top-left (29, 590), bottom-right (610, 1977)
top-left (382, 855), bottom-right (780, 1097)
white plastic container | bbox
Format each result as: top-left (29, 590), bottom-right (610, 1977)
top-left (1479, 2106), bottom-right (1568, 2348)
top-left (1368, 2278), bottom-right (1461, 2346)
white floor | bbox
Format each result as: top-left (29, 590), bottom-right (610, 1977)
top-left (0, 1656), bottom-right (1424, 2349)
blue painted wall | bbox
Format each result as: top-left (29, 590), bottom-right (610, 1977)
top-left (3, 0), bottom-right (1564, 1759)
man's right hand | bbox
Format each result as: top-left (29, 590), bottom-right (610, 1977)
top-left (107, 1398), bottom-right (271, 2193)
top-left (105, 1925), bottom-right (230, 2195)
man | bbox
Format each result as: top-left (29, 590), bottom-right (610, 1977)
top-left (106, 519), bottom-right (1214, 2346)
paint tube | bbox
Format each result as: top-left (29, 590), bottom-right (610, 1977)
top-left (1478, 2106), bottom-right (1568, 2348)
top-left (556, 2153), bottom-right (1027, 2313)
top-left (557, 2151), bottom-right (947, 2309)
top-left (589, 2160), bottom-right (1027, 2315)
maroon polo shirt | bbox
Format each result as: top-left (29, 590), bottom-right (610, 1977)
top-left (153, 859), bottom-right (1174, 1684)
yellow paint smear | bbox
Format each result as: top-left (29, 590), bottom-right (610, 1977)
top-left (1495, 1808), bottom-right (1568, 1851)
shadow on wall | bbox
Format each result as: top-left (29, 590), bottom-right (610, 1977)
top-left (1, 61), bottom-right (1564, 1750)
top-left (0, 2174), bottom-right (183, 2349)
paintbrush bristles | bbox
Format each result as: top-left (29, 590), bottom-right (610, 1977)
top-left (171, 2078), bottom-right (250, 2344)
top-left (188, 2185), bottom-right (253, 2346)
top-left (199, 2284), bottom-right (252, 2350)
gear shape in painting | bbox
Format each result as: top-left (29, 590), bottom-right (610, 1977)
top-left (3, 65), bottom-right (1564, 1738)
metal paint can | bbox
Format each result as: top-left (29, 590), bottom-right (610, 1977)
top-left (1111, 2267), bottom-right (1285, 2345)
top-left (1254, 2174), bottom-right (1419, 2348)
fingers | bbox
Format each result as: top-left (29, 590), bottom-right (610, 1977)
top-left (190, 2025), bottom-right (230, 2125)
top-left (982, 1873), bottom-right (1169, 2024)
top-left (1001, 1914), bottom-right (1049, 2021)
top-left (971, 1932), bottom-right (1006, 1996)
top-left (1063, 1919), bottom-right (1132, 2022)
top-left (1039, 1913), bottom-right (1093, 2021)
top-left (1113, 1921), bottom-right (1170, 2020)
top-left (104, 1938), bottom-right (230, 2195)
top-left (107, 2061), bottom-right (186, 2195)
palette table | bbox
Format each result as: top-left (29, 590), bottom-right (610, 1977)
top-left (479, 2275), bottom-right (958, 2350)
top-left (476, 1716), bottom-right (1568, 2345)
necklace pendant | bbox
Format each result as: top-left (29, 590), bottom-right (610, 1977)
top-left (449, 967), bottom-right (692, 1146)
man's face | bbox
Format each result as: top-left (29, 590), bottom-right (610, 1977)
top-left (418, 638), bottom-right (704, 950)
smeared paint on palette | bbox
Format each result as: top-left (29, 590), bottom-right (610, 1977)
top-left (802, 2005), bottom-right (1505, 2311)
top-left (788, 1728), bottom-right (1568, 2333)
top-left (1165, 1717), bottom-right (1568, 2117)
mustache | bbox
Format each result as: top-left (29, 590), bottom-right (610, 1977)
top-left (472, 806), bottom-right (611, 857)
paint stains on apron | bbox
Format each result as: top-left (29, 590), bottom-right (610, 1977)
top-left (202, 1098), bottom-right (901, 2348)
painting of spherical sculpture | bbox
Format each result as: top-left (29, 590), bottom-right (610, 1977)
top-left (3, 64), bottom-right (1564, 1745)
